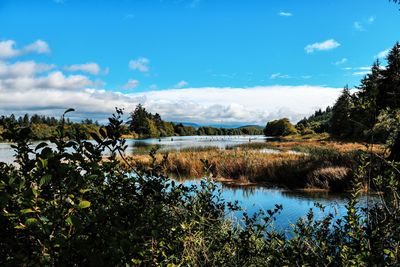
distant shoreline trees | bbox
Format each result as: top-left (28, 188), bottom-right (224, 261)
top-left (128, 104), bottom-right (263, 138)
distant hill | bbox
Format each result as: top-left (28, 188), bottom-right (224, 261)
top-left (174, 122), bottom-right (200, 128)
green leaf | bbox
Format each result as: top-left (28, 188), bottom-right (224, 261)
top-left (20, 208), bottom-right (35, 214)
top-left (38, 158), bottom-right (48, 169)
top-left (65, 216), bottom-right (73, 226)
top-left (25, 218), bottom-right (38, 226)
top-left (78, 200), bottom-right (91, 209)
top-left (15, 224), bottom-right (26, 229)
top-left (79, 188), bottom-right (91, 194)
top-left (39, 174), bottom-right (52, 186)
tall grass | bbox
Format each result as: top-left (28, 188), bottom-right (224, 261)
top-left (128, 146), bottom-right (360, 191)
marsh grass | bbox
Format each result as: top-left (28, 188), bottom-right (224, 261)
top-left (230, 139), bottom-right (384, 153)
top-left (128, 144), bottom-right (360, 191)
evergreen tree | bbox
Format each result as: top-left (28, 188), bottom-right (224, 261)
top-left (380, 42), bottom-right (400, 109)
top-left (330, 86), bottom-right (354, 138)
top-left (352, 61), bottom-right (383, 139)
top-left (129, 104), bottom-right (151, 135)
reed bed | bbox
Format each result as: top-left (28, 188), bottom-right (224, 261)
top-left (127, 147), bottom-right (357, 191)
top-left (230, 140), bottom-right (384, 153)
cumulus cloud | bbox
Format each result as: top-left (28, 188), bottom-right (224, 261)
top-left (0, 39), bottom-right (50, 58)
top-left (123, 79), bottom-right (140, 89)
top-left (173, 80), bottom-right (188, 88)
top-left (279, 12), bottom-right (292, 17)
top-left (0, 73), bottom-right (344, 124)
top-left (305, 39), bottom-right (340, 53)
top-left (24, 40), bottom-right (51, 54)
top-left (64, 63), bottom-right (101, 75)
top-left (129, 57), bottom-right (150, 72)
top-left (0, 54), bottom-right (343, 125)
top-left (0, 60), bottom-right (55, 78)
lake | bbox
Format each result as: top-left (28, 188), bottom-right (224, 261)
top-left (181, 179), bottom-right (373, 232)
top-left (0, 135), bottom-right (372, 231)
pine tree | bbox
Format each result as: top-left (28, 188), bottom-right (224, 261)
top-left (352, 61), bottom-right (383, 138)
top-left (330, 86), bottom-right (354, 138)
top-left (380, 42), bottom-right (400, 109)
top-left (129, 104), bottom-right (151, 135)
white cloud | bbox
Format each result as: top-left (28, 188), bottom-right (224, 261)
top-left (279, 12), bottom-right (292, 17)
top-left (305, 39), bottom-right (340, 53)
top-left (129, 57), bottom-right (150, 72)
top-left (123, 79), bottom-right (140, 89)
top-left (0, 73), bottom-right (344, 124)
top-left (376, 48), bottom-right (390, 59)
top-left (174, 80), bottom-right (188, 88)
top-left (270, 73), bottom-right (290, 79)
top-left (65, 63), bottom-right (101, 75)
top-left (352, 71), bottom-right (370, 76)
top-left (333, 58), bottom-right (348, 65)
top-left (353, 21), bottom-right (364, 31)
top-left (24, 40), bottom-right (51, 55)
top-left (0, 40), bottom-right (21, 58)
top-left (0, 39), bottom-right (50, 58)
top-left (0, 56), bottom-right (344, 125)
top-left (353, 16), bottom-right (375, 32)
top-left (0, 61), bottom-right (55, 78)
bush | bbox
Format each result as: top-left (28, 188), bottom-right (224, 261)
top-left (1, 109), bottom-right (400, 266)
top-left (264, 118), bottom-right (298, 136)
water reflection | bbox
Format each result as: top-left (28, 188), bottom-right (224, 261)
top-left (181, 179), bottom-right (376, 232)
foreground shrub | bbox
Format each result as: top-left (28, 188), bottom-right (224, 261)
top-left (1, 109), bottom-right (400, 266)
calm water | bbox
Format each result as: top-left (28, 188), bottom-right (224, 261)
top-left (0, 135), bottom-right (372, 230)
top-left (128, 135), bottom-right (267, 152)
top-left (0, 135), bottom-right (268, 163)
top-left (181, 180), bottom-right (374, 232)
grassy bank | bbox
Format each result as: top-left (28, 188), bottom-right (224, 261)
top-left (127, 141), bottom-right (368, 191)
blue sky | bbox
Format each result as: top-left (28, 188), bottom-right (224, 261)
top-left (0, 0), bottom-right (399, 125)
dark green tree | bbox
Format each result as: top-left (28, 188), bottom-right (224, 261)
top-left (380, 42), bottom-right (400, 109)
top-left (128, 104), bottom-right (151, 135)
top-left (264, 118), bottom-right (297, 136)
top-left (330, 86), bottom-right (354, 138)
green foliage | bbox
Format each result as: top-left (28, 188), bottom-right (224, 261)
top-left (330, 86), bottom-right (355, 138)
top-left (296, 107), bottom-right (332, 134)
top-left (1, 109), bottom-right (400, 265)
top-left (128, 104), bottom-right (264, 138)
top-left (0, 113), bottom-right (101, 141)
top-left (264, 118), bottom-right (298, 136)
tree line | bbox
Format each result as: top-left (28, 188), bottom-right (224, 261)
top-left (128, 104), bottom-right (263, 137)
top-left (0, 114), bottom-right (102, 141)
